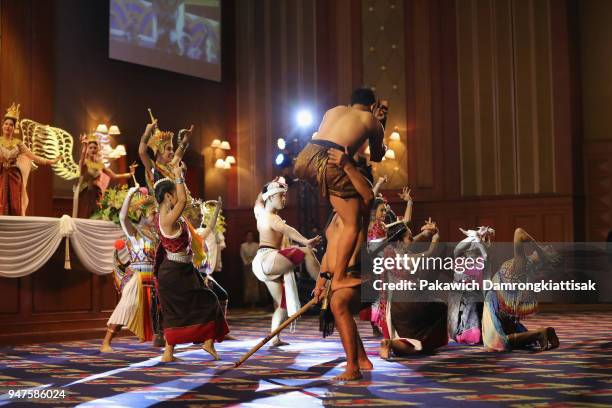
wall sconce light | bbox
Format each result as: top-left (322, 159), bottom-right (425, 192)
top-left (211, 139), bottom-right (235, 170)
top-left (277, 138), bottom-right (286, 150)
top-left (108, 125), bottom-right (121, 135)
top-left (107, 144), bottom-right (127, 159)
top-left (95, 124), bottom-right (109, 134)
top-left (390, 129), bottom-right (401, 141)
top-left (385, 149), bottom-right (396, 160)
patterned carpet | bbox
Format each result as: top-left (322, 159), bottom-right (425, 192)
top-left (0, 310), bottom-right (611, 407)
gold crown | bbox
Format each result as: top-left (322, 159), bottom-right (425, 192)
top-left (182, 198), bottom-right (203, 221)
top-left (129, 190), bottom-right (156, 216)
top-left (147, 129), bottom-right (174, 155)
top-left (4, 103), bottom-right (20, 122)
top-left (85, 133), bottom-right (100, 144)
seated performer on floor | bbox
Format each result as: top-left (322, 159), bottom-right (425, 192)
top-left (153, 165), bottom-right (229, 362)
top-left (252, 177), bottom-right (321, 347)
top-left (448, 226), bottom-right (495, 345)
top-left (296, 87), bottom-right (386, 381)
top-left (101, 181), bottom-right (162, 352)
top-left (482, 227), bottom-right (560, 352)
top-left (378, 219), bottom-right (447, 358)
top-left (366, 186), bottom-right (414, 338)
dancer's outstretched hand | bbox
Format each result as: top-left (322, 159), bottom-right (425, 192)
top-left (420, 217), bottom-right (438, 234)
top-left (306, 235), bottom-right (321, 248)
top-left (398, 187), bottom-right (412, 201)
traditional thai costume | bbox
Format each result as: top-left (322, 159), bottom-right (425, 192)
top-left (294, 139), bottom-right (362, 199)
top-left (108, 186), bottom-right (161, 341)
top-left (154, 215), bottom-right (229, 345)
top-left (0, 104), bottom-right (36, 216)
top-left (482, 258), bottom-right (539, 351)
top-left (382, 243), bottom-right (448, 352)
top-left (448, 227), bottom-right (492, 344)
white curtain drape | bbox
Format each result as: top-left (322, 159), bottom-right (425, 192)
top-left (0, 215), bottom-right (124, 277)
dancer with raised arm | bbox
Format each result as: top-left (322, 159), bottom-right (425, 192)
top-left (378, 219), bottom-right (447, 358)
top-left (138, 112), bottom-right (192, 190)
top-left (153, 165), bottom-right (229, 362)
top-left (101, 179), bottom-right (161, 352)
top-left (448, 226), bottom-right (495, 345)
top-left (482, 228), bottom-right (561, 352)
top-left (74, 134), bottom-right (133, 218)
top-left (1, 103), bottom-right (60, 215)
top-left (252, 177), bottom-right (321, 347)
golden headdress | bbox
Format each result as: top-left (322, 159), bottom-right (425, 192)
top-left (129, 187), bottom-right (157, 219)
top-left (147, 129), bottom-right (174, 155)
top-left (4, 103), bottom-right (20, 122)
top-left (182, 197), bottom-right (203, 224)
top-left (4, 103), bottom-right (21, 134)
top-left (84, 133), bottom-right (100, 145)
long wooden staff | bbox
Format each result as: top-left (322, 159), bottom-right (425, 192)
top-left (234, 296), bottom-right (320, 367)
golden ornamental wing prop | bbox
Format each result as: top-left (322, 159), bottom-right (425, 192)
top-left (20, 119), bottom-right (80, 180)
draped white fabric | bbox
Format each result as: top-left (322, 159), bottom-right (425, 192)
top-left (0, 215), bottom-right (124, 277)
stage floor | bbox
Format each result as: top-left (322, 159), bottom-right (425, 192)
top-left (1, 310), bottom-right (611, 407)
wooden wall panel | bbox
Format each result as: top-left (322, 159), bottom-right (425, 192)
top-left (0, 278), bottom-right (20, 315)
top-left (389, 195), bottom-right (572, 243)
top-left (0, 0), bottom-right (54, 216)
top-left (543, 214), bottom-right (565, 242)
top-left (584, 142), bottom-right (612, 241)
top-left (31, 252), bottom-right (93, 314)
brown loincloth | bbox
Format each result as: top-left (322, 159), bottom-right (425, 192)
top-left (294, 139), bottom-right (363, 199)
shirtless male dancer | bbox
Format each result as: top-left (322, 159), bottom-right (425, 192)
top-left (294, 87), bottom-right (386, 380)
top-left (252, 178), bottom-right (321, 346)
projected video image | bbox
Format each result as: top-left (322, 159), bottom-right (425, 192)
top-left (110, 0), bottom-right (221, 81)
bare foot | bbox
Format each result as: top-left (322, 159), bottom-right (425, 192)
top-left (161, 354), bottom-right (179, 363)
top-left (332, 368), bottom-right (363, 381)
top-left (99, 344), bottom-right (113, 353)
top-left (536, 329), bottom-right (549, 351)
top-left (379, 339), bottom-right (392, 360)
top-left (203, 340), bottom-right (220, 360)
top-left (359, 357), bottom-right (374, 370)
top-left (161, 344), bottom-right (177, 362)
top-left (270, 338), bottom-right (289, 347)
top-left (331, 277), bottom-right (362, 292)
top-left (547, 327), bottom-right (560, 349)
